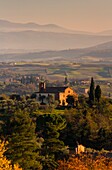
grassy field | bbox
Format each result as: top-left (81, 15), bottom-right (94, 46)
top-left (2, 61), bottom-right (111, 82)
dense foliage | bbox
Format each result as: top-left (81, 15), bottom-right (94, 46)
top-left (0, 86), bottom-right (112, 169)
top-left (56, 154), bottom-right (112, 170)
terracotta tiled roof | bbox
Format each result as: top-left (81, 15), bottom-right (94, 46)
top-left (46, 87), bottom-right (68, 93)
top-left (37, 86), bottom-right (68, 93)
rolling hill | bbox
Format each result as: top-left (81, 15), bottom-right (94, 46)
top-left (0, 41), bottom-right (112, 63)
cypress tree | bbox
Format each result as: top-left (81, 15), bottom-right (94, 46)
top-left (64, 76), bottom-right (68, 84)
top-left (95, 85), bottom-right (101, 102)
top-left (5, 110), bottom-right (42, 170)
top-left (89, 77), bottom-right (95, 105)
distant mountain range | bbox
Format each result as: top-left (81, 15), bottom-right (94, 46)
top-left (0, 19), bottom-right (90, 34)
top-left (0, 19), bottom-right (112, 52)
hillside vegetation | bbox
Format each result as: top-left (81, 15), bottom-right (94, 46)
top-left (0, 83), bottom-right (112, 169)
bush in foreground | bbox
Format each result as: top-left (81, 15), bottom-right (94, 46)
top-left (0, 140), bottom-right (22, 170)
top-left (56, 153), bottom-right (112, 170)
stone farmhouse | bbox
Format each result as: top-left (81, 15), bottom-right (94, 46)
top-left (36, 82), bottom-right (78, 106)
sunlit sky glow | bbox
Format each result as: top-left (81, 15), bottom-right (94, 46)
top-left (0, 0), bottom-right (112, 32)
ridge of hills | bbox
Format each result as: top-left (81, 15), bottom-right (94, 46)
top-left (0, 30), bottom-right (112, 50)
top-left (0, 19), bottom-right (91, 34)
top-left (1, 19), bottom-right (112, 35)
top-left (0, 41), bottom-right (112, 62)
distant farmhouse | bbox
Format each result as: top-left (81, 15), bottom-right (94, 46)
top-left (36, 82), bottom-right (78, 106)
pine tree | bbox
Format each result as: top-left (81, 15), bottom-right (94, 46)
top-left (36, 114), bottom-right (68, 170)
top-left (95, 85), bottom-right (101, 102)
top-left (5, 110), bottom-right (42, 170)
top-left (89, 77), bottom-right (95, 105)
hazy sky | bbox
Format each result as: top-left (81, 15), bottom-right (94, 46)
top-left (0, 0), bottom-right (112, 32)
